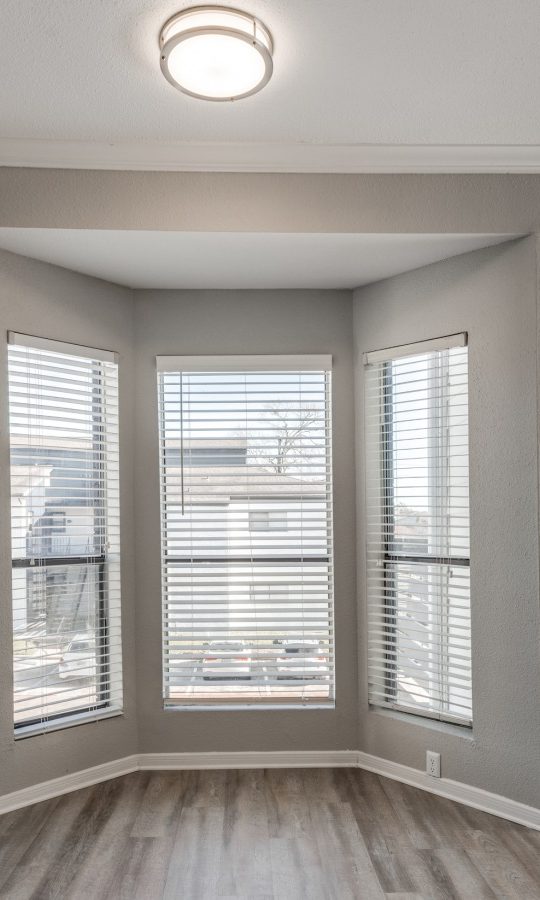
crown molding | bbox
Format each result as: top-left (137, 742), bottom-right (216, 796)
top-left (2, 140), bottom-right (540, 173)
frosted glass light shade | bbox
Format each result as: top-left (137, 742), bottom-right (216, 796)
top-left (159, 6), bottom-right (273, 101)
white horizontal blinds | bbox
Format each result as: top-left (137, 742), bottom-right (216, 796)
top-left (158, 356), bottom-right (334, 706)
top-left (365, 335), bottom-right (472, 725)
top-left (8, 334), bottom-right (122, 731)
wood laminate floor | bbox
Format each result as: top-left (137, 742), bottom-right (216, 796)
top-left (0, 769), bottom-right (538, 899)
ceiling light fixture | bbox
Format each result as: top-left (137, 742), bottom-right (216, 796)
top-left (159, 6), bottom-right (273, 102)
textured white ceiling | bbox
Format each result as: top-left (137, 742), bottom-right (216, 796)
top-left (0, 230), bottom-right (517, 290)
top-left (1, 0), bottom-right (540, 168)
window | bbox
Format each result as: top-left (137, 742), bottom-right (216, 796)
top-left (157, 354), bottom-right (334, 706)
top-left (8, 333), bottom-right (122, 734)
top-left (364, 334), bottom-right (471, 725)
top-left (248, 509), bottom-right (288, 531)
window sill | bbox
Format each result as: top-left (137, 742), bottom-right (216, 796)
top-left (14, 707), bottom-right (124, 741)
top-left (368, 705), bottom-right (474, 739)
top-left (163, 702), bottom-right (335, 712)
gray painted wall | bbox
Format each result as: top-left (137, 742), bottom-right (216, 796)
top-left (133, 290), bottom-right (357, 753)
top-left (0, 249), bottom-right (137, 794)
top-left (354, 237), bottom-right (540, 807)
top-left (0, 231), bottom-right (538, 810)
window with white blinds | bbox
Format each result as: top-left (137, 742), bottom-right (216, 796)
top-left (364, 334), bottom-right (471, 726)
top-left (157, 355), bottom-right (334, 707)
top-left (8, 333), bottom-right (122, 734)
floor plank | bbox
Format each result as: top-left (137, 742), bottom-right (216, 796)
top-left (0, 768), bottom-right (537, 899)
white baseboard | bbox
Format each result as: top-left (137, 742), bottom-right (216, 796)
top-left (1, 749), bottom-right (538, 831)
top-left (0, 755), bottom-right (139, 816)
top-left (356, 751), bottom-right (540, 832)
top-left (138, 750), bottom-right (357, 770)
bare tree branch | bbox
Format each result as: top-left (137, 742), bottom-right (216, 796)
top-left (249, 404), bottom-right (323, 474)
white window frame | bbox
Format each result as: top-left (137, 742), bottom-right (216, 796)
top-left (8, 332), bottom-right (123, 737)
top-left (157, 353), bottom-right (335, 709)
top-left (364, 333), bottom-right (472, 727)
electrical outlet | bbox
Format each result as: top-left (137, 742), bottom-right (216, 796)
top-left (426, 750), bottom-right (441, 778)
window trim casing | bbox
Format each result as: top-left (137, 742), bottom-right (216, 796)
top-left (364, 332), bottom-right (472, 728)
top-left (157, 353), bottom-right (335, 710)
top-left (8, 331), bottom-right (118, 363)
top-left (156, 354), bottom-right (332, 373)
top-left (8, 331), bottom-right (123, 736)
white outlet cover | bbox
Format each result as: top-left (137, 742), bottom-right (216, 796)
top-left (426, 750), bottom-right (441, 778)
